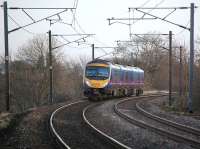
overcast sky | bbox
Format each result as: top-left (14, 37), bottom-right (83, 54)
top-left (0, 0), bottom-right (199, 61)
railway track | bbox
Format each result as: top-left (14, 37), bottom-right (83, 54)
top-left (82, 93), bottom-right (176, 149)
top-left (83, 103), bottom-right (131, 149)
top-left (114, 95), bottom-right (200, 149)
top-left (49, 100), bottom-right (85, 149)
top-left (49, 99), bottom-right (127, 149)
top-left (136, 101), bottom-right (200, 136)
top-left (49, 92), bottom-right (196, 149)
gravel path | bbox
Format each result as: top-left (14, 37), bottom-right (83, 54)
top-left (140, 97), bottom-right (200, 130)
top-left (0, 99), bottom-right (77, 149)
top-left (118, 97), bottom-right (200, 146)
top-left (86, 98), bottom-right (194, 149)
top-left (52, 100), bottom-right (117, 149)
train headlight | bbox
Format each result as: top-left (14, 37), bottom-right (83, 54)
top-left (85, 80), bottom-right (91, 87)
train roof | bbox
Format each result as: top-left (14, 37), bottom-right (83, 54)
top-left (87, 59), bottom-right (111, 65)
top-left (111, 64), bottom-right (144, 72)
top-left (87, 59), bottom-right (144, 72)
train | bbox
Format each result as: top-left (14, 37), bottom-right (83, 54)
top-left (83, 59), bottom-right (144, 100)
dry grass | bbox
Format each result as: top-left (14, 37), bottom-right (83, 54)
top-left (161, 96), bottom-right (188, 113)
top-left (0, 113), bottom-right (12, 130)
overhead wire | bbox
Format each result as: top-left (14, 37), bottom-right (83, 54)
top-left (53, 34), bottom-right (91, 50)
top-left (56, 19), bottom-right (100, 51)
top-left (3, 3), bottom-right (98, 60)
top-left (71, 8), bottom-right (118, 52)
top-left (72, 17), bottom-right (110, 54)
top-left (175, 20), bottom-right (190, 36)
top-left (95, 48), bottom-right (119, 59)
top-left (140, 0), bottom-right (153, 8)
top-left (130, 0), bottom-right (195, 37)
top-left (7, 14), bottom-right (43, 35)
top-left (113, 0), bottom-right (158, 55)
top-left (8, 9), bottom-right (69, 33)
top-left (58, 36), bottom-right (90, 49)
top-left (132, 0), bottom-right (166, 25)
top-left (71, 0), bottom-right (79, 27)
top-left (148, 0), bottom-right (166, 13)
top-left (7, 6), bottom-right (87, 51)
top-left (72, 9), bottom-right (121, 57)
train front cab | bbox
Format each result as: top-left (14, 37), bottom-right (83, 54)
top-left (83, 63), bottom-right (111, 98)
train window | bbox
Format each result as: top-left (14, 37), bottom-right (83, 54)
top-left (86, 66), bottom-right (109, 80)
top-left (112, 70), bottom-right (116, 82)
top-left (142, 73), bottom-right (144, 81)
top-left (113, 69), bottom-right (119, 82)
top-left (111, 69), bottom-right (114, 81)
top-left (123, 70), bottom-right (126, 81)
top-left (125, 71), bottom-right (128, 81)
top-left (129, 71), bottom-right (132, 81)
top-left (112, 69), bottom-right (116, 82)
top-left (128, 71), bottom-right (130, 81)
top-left (127, 71), bottom-right (129, 81)
top-left (121, 70), bottom-right (124, 81)
top-left (138, 72), bottom-right (140, 81)
top-left (132, 72), bottom-right (134, 81)
top-left (131, 71), bottom-right (133, 81)
top-left (133, 71), bottom-right (136, 81)
top-left (117, 70), bottom-right (120, 81)
top-left (119, 70), bottom-right (122, 81)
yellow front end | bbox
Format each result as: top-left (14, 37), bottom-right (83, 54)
top-left (85, 63), bottom-right (110, 89)
top-left (83, 62), bottom-right (110, 97)
top-left (85, 78), bottom-right (109, 88)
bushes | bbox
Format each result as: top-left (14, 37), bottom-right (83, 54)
top-left (0, 36), bottom-right (86, 113)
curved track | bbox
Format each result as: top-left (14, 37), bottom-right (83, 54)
top-left (49, 93), bottom-right (196, 149)
top-left (49, 99), bottom-right (127, 149)
top-left (83, 103), bottom-right (131, 149)
top-left (136, 101), bottom-right (200, 136)
top-left (49, 100), bottom-right (85, 149)
top-left (82, 93), bottom-right (169, 149)
top-left (114, 96), bottom-right (200, 149)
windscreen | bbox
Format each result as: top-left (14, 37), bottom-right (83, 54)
top-left (85, 66), bottom-right (109, 80)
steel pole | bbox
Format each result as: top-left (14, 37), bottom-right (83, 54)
top-left (188, 3), bottom-right (194, 113)
top-left (4, 1), bottom-right (10, 111)
top-left (92, 44), bottom-right (94, 60)
top-left (49, 30), bottom-right (53, 104)
top-left (169, 31), bottom-right (172, 106)
top-left (179, 46), bottom-right (183, 96)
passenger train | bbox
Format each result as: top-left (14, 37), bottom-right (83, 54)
top-left (83, 59), bottom-right (144, 100)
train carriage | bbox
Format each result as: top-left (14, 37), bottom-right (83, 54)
top-left (83, 59), bottom-right (144, 100)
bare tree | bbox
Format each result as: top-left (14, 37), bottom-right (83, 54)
top-left (193, 36), bottom-right (200, 111)
top-left (61, 57), bottom-right (88, 99)
top-left (0, 55), bottom-right (5, 112)
top-left (9, 35), bottom-right (63, 112)
top-left (195, 36), bottom-right (200, 66)
top-left (113, 35), bottom-right (168, 89)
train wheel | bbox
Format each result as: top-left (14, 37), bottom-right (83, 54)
top-left (114, 89), bottom-right (117, 97)
top-left (136, 89), bottom-right (139, 96)
top-left (111, 91), bottom-right (114, 96)
top-left (141, 89), bottom-right (143, 95)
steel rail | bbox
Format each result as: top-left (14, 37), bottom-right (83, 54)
top-left (114, 96), bottom-right (200, 149)
top-left (49, 92), bottom-right (167, 149)
top-left (83, 103), bottom-right (131, 149)
top-left (49, 100), bottom-right (87, 149)
top-left (136, 101), bottom-right (200, 136)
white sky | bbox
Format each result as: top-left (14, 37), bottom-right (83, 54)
top-left (0, 0), bottom-right (199, 61)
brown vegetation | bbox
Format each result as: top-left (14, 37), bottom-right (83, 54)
top-left (112, 34), bottom-right (200, 112)
top-left (0, 34), bottom-right (200, 113)
top-left (0, 35), bottom-right (86, 113)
